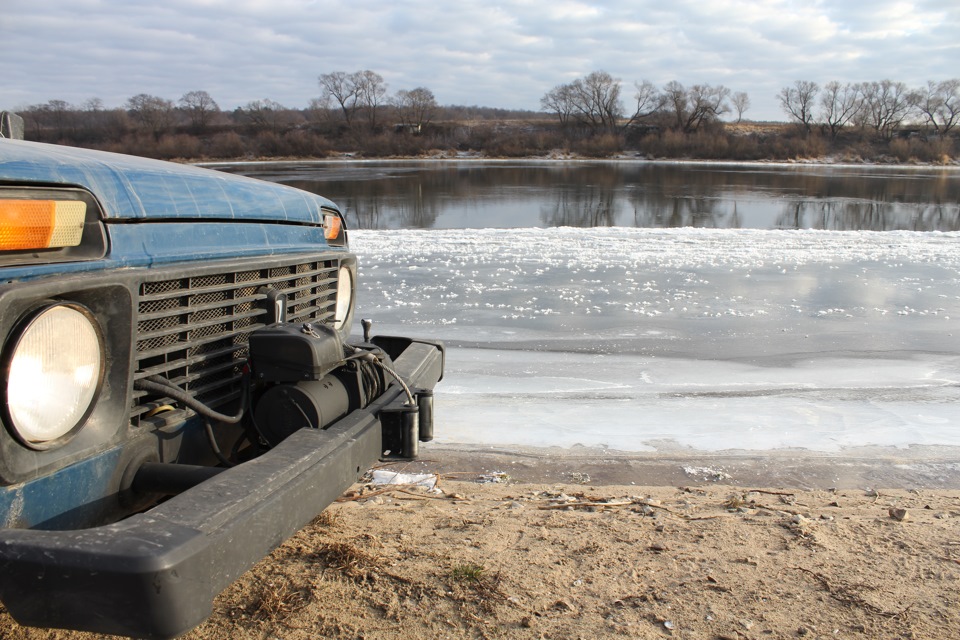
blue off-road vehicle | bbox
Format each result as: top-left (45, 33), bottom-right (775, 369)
top-left (0, 113), bottom-right (443, 638)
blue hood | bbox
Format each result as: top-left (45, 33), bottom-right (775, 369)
top-left (0, 139), bottom-right (339, 224)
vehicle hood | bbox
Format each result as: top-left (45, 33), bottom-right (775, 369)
top-left (0, 139), bottom-right (339, 224)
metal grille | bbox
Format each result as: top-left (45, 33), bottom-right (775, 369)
top-left (132, 259), bottom-right (340, 420)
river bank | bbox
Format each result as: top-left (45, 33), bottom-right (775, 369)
top-left (3, 463), bottom-right (959, 640)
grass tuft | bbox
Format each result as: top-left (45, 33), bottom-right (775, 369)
top-left (450, 562), bottom-right (486, 582)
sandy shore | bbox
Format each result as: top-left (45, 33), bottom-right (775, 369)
top-left (2, 447), bottom-right (960, 639)
top-left (414, 444), bottom-right (960, 491)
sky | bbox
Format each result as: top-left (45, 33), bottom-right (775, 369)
top-left (2, 0), bottom-right (958, 122)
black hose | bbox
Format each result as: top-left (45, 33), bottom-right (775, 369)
top-left (135, 374), bottom-right (247, 467)
top-left (204, 419), bottom-right (235, 467)
top-left (134, 375), bottom-right (246, 424)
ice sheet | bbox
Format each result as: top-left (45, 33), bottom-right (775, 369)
top-left (352, 228), bottom-right (960, 453)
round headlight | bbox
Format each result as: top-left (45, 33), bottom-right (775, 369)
top-left (4, 303), bottom-right (104, 449)
top-left (334, 265), bottom-right (353, 330)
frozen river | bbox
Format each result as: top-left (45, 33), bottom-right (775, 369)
top-left (351, 227), bottom-right (960, 456)
top-left (225, 160), bottom-right (960, 469)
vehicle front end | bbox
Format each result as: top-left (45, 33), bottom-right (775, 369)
top-left (0, 133), bottom-right (443, 638)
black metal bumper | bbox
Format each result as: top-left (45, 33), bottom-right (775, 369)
top-left (0, 339), bottom-right (444, 639)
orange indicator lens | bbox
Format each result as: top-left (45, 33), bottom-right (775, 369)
top-left (323, 213), bottom-right (342, 241)
top-left (0, 200), bottom-right (86, 250)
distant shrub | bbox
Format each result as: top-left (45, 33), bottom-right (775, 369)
top-left (889, 139), bottom-right (911, 162)
top-left (282, 130), bottom-right (332, 158)
top-left (154, 134), bottom-right (202, 160)
top-left (573, 133), bottom-right (622, 157)
top-left (208, 131), bottom-right (247, 159)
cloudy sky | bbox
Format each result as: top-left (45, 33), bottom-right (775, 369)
top-left (2, 0), bottom-right (957, 121)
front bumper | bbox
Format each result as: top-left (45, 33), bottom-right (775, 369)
top-left (0, 338), bottom-right (444, 639)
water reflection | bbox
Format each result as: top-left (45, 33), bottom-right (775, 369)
top-left (226, 161), bottom-right (960, 231)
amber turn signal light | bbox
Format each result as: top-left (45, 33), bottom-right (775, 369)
top-left (323, 211), bottom-right (343, 241)
top-left (0, 199), bottom-right (86, 251)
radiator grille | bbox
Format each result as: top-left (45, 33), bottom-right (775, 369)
top-left (132, 259), bottom-right (340, 421)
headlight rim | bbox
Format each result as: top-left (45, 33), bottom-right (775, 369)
top-left (2, 301), bottom-right (106, 451)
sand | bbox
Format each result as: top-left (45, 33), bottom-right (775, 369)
top-left (2, 449), bottom-right (960, 639)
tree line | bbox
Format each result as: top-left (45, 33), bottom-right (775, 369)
top-left (9, 69), bottom-right (959, 163)
top-left (12, 73), bottom-right (543, 159)
top-left (778, 79), bottom-right (959, 139)
top-left (540, 71), bottom-right (752, 133)
top-left (542, 71), bottom-right (959, 142)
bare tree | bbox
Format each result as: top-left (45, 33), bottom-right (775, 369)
top-left (237, 99), bottom-right (299, 132)
top-left (126, 94), bottom-right (176, 139)
top-left (622, 80), bottom-right (664, 128)
top-left (179, 90), bottom-right (220, 132)
top-left (542, 73), bottom-right (663, 132)
top-left (819, 81), bottom-right (862, 138)
top-left (19, 100), bottom-right (75, 141)
top-left (44, 99), bottom-right (76, 139)
top-left (540, 83), bottom-right (576, 126)
top-left (355, 70), bottom-right (388, 130)
top-left (394, 87), bottom-right (437, 129)
top-left (318, 71), bottom-right (362, 125)
top-left (318, 70), bottom-right (387, 130)
top-left (909, 79), bottom-right (960, 136)
top-left (778, 81), bottom-right (819, 132)
top-left (664, 82), bottom-right (730, 132)
top-left (663, 81), bottom-right (688, 131)
top-left (568, 70), bottom-right (623, 131)
top-left (731, 91), bottom-right (750, 123)
top-left (859, 80), bottom-right (912, 140)
top-left (78, 97), bottom-right (105, 140)
top-left (689, 84), bottom-right (730, 128)
top-left (306, 96), bottom-right (334, 125)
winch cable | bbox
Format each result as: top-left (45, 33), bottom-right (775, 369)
top-left (344, 348), bottom-right (416, 406)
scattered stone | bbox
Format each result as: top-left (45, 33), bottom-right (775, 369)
top-left (650, 542), bottom-right (669, 552)
top-left (478, 471), bottom-right (510, 484)
top-left (889, 507), bottom-right (909, 522)
top-left (682, 466), bottom-right (732, 482)
top-left (552, 599), bottom-right (577, 613)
